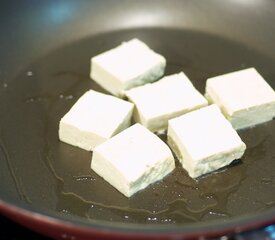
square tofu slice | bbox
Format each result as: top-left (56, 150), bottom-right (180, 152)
top-left (90, 38), bottom-right (166, 97)
top-left (59, 90), bottom-right (134, 151)
top-left (125, 72), bottom-right (208, 132)
top-left (168, 105), bottom-right (246, 178)
top-left (205, 68), bottom-right (275, 129)
top-left (91, 123), bottom-right (175, 197)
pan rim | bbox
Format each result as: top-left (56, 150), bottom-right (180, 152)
top-left (1, 195), bottom-right (275, 238)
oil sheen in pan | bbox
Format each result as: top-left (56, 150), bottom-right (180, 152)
top-left (1, 28), bottom-right (275, 225)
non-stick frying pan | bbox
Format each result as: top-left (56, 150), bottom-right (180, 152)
top-left (1, 0), bottom-right (275, 239)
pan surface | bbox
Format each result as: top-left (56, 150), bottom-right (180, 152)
top-left (1, 1), bottom-right (275, 239)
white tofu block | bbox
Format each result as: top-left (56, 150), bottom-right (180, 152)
top-left (205, 68), bottom-right (275, 129)
top-left (168, 105), bottom-right (246, 178)
top-left (90, 38), bottom-right (166, 97)
top-left (91, 123), bottom-right (175, 197)
top-left (59, 90), bottom-right (134, 151)
top-left (125, 72), bottom-right (208, 132)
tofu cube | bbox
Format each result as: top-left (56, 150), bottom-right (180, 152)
top-left (91, 124), bottom-right (175, 197)
top-left (168, 105), bottom-right (246, 178)
top-left (90, 38), bottom-right (166, 97)
top-left (59, 90), bottom-right (134, 151)
top-left (205, 68), bottom-right (275, 129)
top-left (125, 72), bottom-right (208, 132)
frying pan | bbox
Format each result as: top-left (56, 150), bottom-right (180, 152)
top-left (1, 0), bottom-right (275, 239)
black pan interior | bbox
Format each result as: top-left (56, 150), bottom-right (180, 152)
top-left (1, 27), bottom-right (275, 227)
